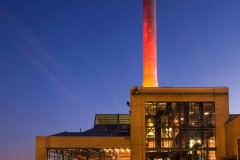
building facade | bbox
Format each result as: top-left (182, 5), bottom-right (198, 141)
top-left (130, 87), bottom-right (229, 160)
top-left (35, 86), bottom-right (240, 160)
top-left (225, 115), bottom-right (240, 160)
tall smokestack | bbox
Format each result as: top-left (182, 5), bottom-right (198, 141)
top-left (142, 0), bottom-right (158, 87)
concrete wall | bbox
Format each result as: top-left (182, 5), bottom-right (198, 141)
top-left (130, 87), bottom-right (229, 160)
top-left (36, 136), bottom-right (130, 160)
top-left (225, 115), bottom-right (240, 159)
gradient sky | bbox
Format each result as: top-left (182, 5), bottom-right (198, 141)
top-left (0, 0), bottom-right (240, 159)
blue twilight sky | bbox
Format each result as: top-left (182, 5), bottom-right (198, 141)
top-left (0, 0), bottom-right (240, 159)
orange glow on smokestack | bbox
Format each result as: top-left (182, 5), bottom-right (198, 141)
top-left (142, 0), bottom-right (158, 87)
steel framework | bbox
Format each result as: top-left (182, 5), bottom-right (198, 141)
top-left (145, 102), bottom-right (216, 160)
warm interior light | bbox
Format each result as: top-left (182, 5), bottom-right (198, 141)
top-left (148, 131), bottom-right (154, 135)
top-left (197, 140), bottom-right (201, 144)
top-left (166, 127), bottom-right (172, 132)
top-left (189, 139), bottom-right (201, 148)
top-left (190, 139), bottom-right (194, 148)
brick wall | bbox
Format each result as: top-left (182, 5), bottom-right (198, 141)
top-left (130, 87), bottom-right (229, 160)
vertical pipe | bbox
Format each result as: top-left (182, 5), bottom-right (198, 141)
top-left (143, 0), bottom-right (158, 87)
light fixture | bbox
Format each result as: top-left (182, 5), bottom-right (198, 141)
top-left (132, 86), bottom-right (139, 94)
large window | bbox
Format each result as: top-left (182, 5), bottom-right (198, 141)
top-left (47, 148), bottom-right (131, 160)
top-left (145, 102), bottom-right (216, 160)
top-left (94, 114), bottom-right (130, 125)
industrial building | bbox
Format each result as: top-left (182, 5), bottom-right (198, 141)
top-left (36, 0), bottom-right (240, 159)
top-left (36, 87), bottom-right (240, 160)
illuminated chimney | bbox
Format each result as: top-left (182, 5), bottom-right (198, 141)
top-left (142, 0), bottom-right (158, 87)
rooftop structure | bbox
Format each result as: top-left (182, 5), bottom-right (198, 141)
top-left (51, 114), bottom-right (130, 137)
